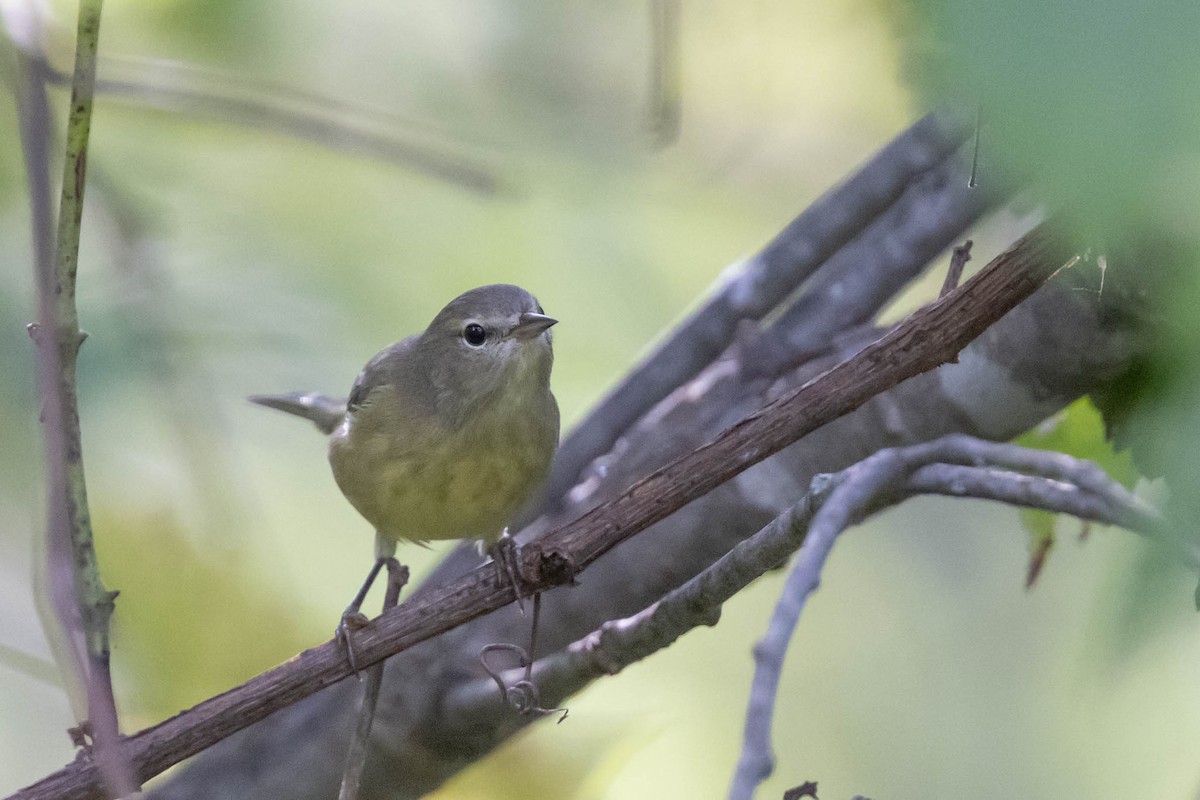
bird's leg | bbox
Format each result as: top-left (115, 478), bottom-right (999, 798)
top-left (489, 528), bottom-right (526, 615)
top-left (338, 559), bottom-right (408, 800)
top-left (338, 534), bottom-right (400, 677)
top-left (336, 558), bottom-right (385, 677)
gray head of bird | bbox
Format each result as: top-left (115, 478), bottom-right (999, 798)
top-left (418, 284), bottom-right (557, 405)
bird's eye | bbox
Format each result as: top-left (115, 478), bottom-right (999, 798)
top-left (463, 323), bottom-right (487, 346)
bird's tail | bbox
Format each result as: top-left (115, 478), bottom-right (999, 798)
top-left (248, 392), bottom-right (346, 435)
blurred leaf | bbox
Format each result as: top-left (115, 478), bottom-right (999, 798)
top-left (1017, 398), bottom-right (1139, 488)
top-left (898, 0), bottom-right (1200, 238)
top-left (1020, 507), bottom-right (1055, 589)
top-left (1015, 398), bottom-right (1138, 586)
top-left (1089, 357), bottom-right (1169, 478)
top-left (1017, 402), bottom-right (1194, 664)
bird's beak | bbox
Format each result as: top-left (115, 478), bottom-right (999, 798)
top-left (511, 311), bottom-right (558, 340)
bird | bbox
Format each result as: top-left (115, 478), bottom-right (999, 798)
top-left (251, 284), bottom-right (559, 667)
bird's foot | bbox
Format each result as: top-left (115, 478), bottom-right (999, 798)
top-left (336, 609), bottom-right (372, 678)
top-left (336, 555), bottom-right (397, 678)
top-left (490, 529), bottom-right (527, 616)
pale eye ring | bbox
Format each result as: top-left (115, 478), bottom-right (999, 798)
top-left (463, 323), bottom-right (487, 346)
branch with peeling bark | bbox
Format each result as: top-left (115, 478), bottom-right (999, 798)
top-left (11, 218), bottom-right (1072, 800)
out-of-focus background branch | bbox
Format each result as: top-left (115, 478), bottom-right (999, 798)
top-left (1, 1), bottom-right (1198, 799)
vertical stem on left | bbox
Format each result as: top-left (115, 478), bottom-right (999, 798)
top-left (14, 0), bottom-right (136, 795)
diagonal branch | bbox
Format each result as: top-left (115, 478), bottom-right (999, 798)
top-left (9, 223), bottom-right (1073, 800)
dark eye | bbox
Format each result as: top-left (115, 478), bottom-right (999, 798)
top-left (463, 323), bottom-right (487, 346)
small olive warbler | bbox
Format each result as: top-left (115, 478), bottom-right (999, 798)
top-left (252, 284), bottom-right (558, 659)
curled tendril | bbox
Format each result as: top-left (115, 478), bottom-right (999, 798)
top-left (478, 644), bottom-right (567, 722)
top-left (478, 594), bottom-right (569, 723)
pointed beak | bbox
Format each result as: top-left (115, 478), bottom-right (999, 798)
top-left (511, 311), bottom-right (558, 340)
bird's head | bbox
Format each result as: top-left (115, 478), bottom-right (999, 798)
top-left (419, 284), bottom-right (557, 406)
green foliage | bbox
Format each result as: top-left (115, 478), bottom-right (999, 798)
top-left (1018, 506), bottom-right (1055, 586)
top-left (1018, 398), bottom-right (1140, 489)
top-left (1015, 398), bottom-right (1138, 581)
top-left (898, 0), bottom-right (1200, 240)
top-left (1090, 356), bottom-right (1169, 478)
top-left (1016, 401), bottom-right (1194, 657)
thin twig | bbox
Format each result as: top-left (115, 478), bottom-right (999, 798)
top-left (783, 782), bottom-right (819, 800)
top-left (478, 594), bottom-right (568, 720)
top-left (939, 240), bottom-right (973, 298)
top-left (968, 104), bottom-right (982, 188)
top-left (20, 33), bottom-right (500, 193)
top-left (51, 7), bottom-right (132, 792)
top-left (338, 560), bottom-right (407, 800)
top-left (729, 453), bottom-right (905, 800)
top-left (9, 2), bottom-right (90, 723)
top-left (646, 0), bottom-right (682, 147)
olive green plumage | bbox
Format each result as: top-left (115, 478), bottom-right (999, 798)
top-left (255, 284), bottom-right (559, 551)
top-left (328, 284), bottom-right (559, 548)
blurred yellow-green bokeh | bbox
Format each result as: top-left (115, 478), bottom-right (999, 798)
top-left (2, 1), bottom-right (1198, 798)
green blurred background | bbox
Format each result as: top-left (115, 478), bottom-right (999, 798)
top-left (2, 0), bottom-right (1198, 797)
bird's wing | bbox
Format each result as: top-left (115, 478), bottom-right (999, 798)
top-left (347, 335), bottom-right (424, 414)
